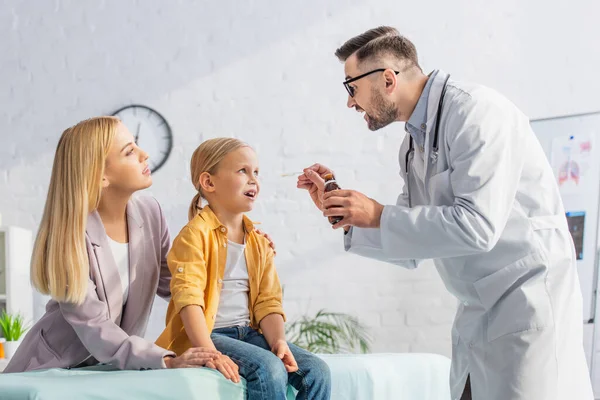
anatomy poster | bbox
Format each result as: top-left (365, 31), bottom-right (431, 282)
top-left (551, 134), bottom-right (594, 195)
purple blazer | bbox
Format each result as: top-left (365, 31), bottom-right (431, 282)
top-left (4, 196), bottom-right (175, 373)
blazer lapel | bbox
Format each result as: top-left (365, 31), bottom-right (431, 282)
top-left (119, 199), bottom-right (146, 333)
top-left (86, 211), bottom-right (123, 323)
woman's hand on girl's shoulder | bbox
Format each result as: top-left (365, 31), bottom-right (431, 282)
top-left (255, 229), bottom-right (276, 256)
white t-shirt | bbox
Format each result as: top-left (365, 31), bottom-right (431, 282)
top-left (214, 240), bottom-right (251, 329)
top-left (108, 238), bottom-right (129, 305)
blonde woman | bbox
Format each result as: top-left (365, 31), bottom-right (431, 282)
top-left (4, 117), bottom-right (274, 373)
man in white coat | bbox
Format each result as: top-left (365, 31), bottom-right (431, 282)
top-left (298, 26), bottom-right (593, 400)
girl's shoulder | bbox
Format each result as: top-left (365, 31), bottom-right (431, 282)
top-left (246, 228), bottom-right (274, 259)
top-left (172, 214), bottom-right (214, 246)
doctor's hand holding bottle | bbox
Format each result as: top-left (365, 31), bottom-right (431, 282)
top-left (297, 163), bottom-right (384, 230)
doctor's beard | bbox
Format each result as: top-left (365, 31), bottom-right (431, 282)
top-left (366, 87), bottom-right (399, 131)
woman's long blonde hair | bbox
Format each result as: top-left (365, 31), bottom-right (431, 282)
top-left (31, 116), bottom-right (119, 305)
top-left (188, 138), bottom-right (248, 221)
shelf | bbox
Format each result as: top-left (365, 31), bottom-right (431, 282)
top-left (0, 226), bottom-right (34, 323)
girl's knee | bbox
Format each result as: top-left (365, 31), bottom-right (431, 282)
top-left (262, 357), bottom-right (288, 385)
top-left (245, 352), bottom-right (288, 387)
top-left (316, 357), bottom-right (331, 378)
top-left (241, 356), bottom-right (288, 399)
top-left (308, 357), bottom-right (331, 383)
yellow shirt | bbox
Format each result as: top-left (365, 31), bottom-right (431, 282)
top-left (155, 206), bottom-right (285, 355)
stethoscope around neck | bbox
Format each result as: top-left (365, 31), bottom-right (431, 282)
top-left (404, 74), bottom-right (451, 207)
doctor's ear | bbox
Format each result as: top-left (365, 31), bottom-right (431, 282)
top-left (384, 69), bottom-right (397, 93)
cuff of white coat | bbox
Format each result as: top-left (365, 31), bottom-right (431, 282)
top-left (344, 226), bottom-right (383, 254)
top-left (343, 227), bottom-right (354, 251)
top-left (378, 205), bottom-right (419, 269)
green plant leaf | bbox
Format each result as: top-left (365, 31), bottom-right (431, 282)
top-left (286, 309), bottom-right (372, 354)
top-left (0, 311), bottom-right (29, 341)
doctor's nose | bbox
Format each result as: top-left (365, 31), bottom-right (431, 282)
top-left (347, 95), bottom-right (357, 109)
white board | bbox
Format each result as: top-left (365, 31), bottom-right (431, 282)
top-left (532, 112), bottom-right (600, 323)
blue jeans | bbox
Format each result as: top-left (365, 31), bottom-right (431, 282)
top-left (211, 326), bottom-right (331, 400)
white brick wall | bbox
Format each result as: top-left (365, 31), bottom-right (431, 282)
top-left (1, 0), bottom-right (599, 360)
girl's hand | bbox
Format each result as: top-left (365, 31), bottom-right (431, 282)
top-left (271, 340), bottom-right (298, 373)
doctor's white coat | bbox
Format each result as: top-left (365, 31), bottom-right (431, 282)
top-left (345, 70), bottom-right (593, 400)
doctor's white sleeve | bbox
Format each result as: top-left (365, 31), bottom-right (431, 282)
top-left (344, 182), bottom-right (421, 269)
top-left (376, 93), bottom-right (525, 260)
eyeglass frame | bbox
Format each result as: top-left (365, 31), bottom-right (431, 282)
top-left (343, 68), bottom-right (400, 97)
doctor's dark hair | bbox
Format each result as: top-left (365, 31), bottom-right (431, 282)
top-left (335, 26), bottom-right (421, 71)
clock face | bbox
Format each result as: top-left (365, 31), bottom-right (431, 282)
top-left (112, 105), bottom-right (173, 173)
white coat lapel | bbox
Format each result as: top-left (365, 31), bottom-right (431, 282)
top-left (423, 70), bottom-right (450, 181)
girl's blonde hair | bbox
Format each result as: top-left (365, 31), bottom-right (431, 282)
top-left (31, 116), bottom-right (119, 305)
top-left (188, 138), bottom-right (248, 220)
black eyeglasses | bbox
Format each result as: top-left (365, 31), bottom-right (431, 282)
top-left (343, 68), bottom-right (400, 97)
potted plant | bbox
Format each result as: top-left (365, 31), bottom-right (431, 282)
top-left (0, 311), bottom-right (29, 360)
top-left (286, 309), bottom-right (372, 354)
